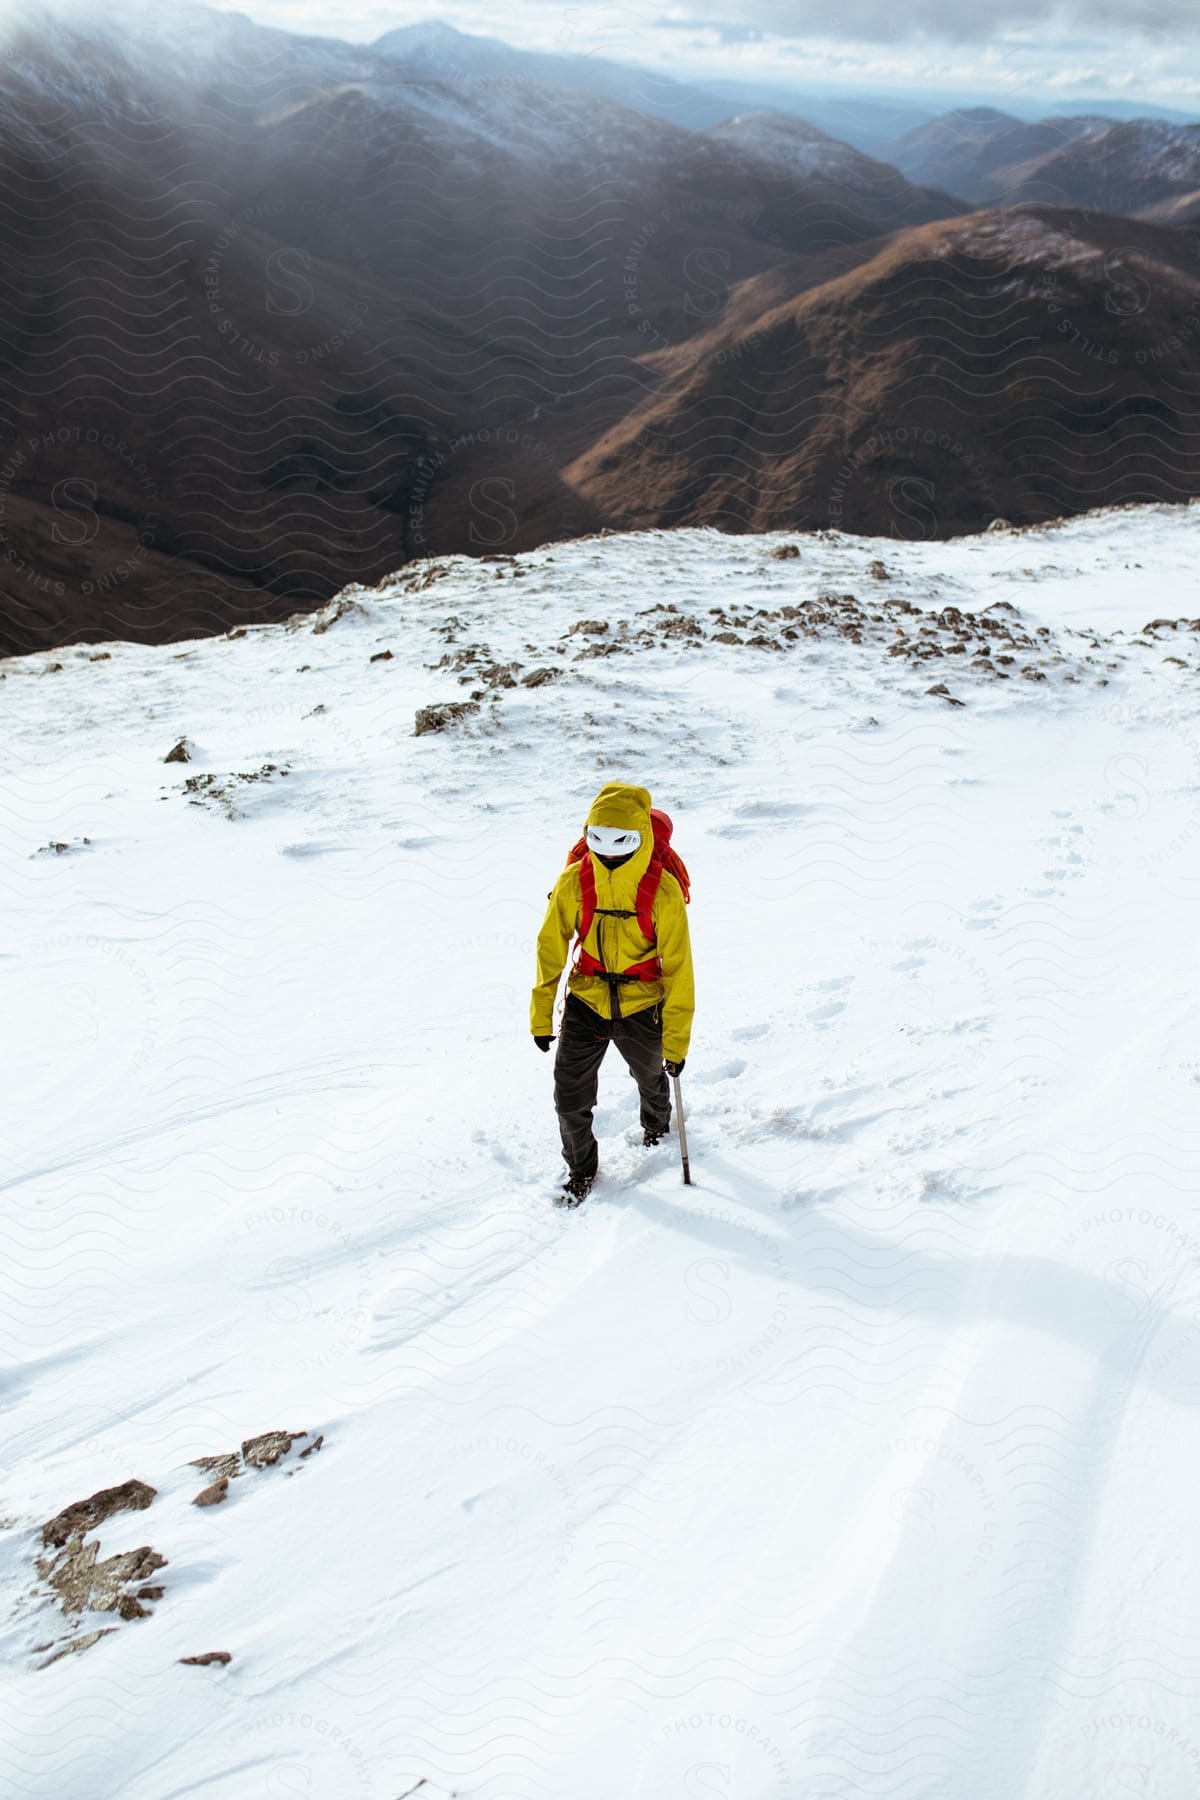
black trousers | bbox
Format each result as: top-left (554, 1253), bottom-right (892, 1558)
top-left (554, 991), bottom-right (671, 1176)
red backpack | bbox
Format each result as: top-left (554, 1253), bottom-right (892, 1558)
top-left (565, 808), bottom-right (691, 984)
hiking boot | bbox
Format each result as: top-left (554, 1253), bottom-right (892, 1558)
top-left (643, 1128), bottom-right (667, 1147)
top-left (557, 1168), bottom-right (595, 1208)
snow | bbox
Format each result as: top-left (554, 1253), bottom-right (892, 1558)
top-left (2, 504), bottom-right (1200, 1798)
top-left (949, 212), bottom-right (1106, 269)
top-left (708, 111), bottom-right (862, 178)
top-left (1117, 119), bottom-right (1200, 185)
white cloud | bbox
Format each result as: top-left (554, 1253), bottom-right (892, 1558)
top-left (205, 0), bottom-right (1200, 110)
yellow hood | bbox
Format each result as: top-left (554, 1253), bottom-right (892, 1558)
top-left (585, 783), bottom-right (653, 882)
top-left (586, 782), bottom-right (652, 836)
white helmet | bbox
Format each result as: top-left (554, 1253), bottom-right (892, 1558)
top-left (586, 824), bottom-right (642, 857)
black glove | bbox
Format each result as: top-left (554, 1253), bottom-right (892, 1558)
top-left (534, 1035), bottom-right (555, 1053)
top-left (664, 1058), bottom-right (685, 1077)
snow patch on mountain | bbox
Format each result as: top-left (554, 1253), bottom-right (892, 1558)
top-left (2, 505), bottom-right (1199, 1798)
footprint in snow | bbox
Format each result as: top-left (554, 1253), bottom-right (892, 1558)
top-left (709, 799), bottom-right (815, 837)
top-left (964, 899), bottom-right (1003, 931)
top-left (692, 1058), bottom-right (746, 1084)
top-left (470, 1129), bottom-right (519, 1170)
top-left (809, 1001), bottom-right (845, 1024)
top-left (277, 841), bottom-right (350, 858)
top-left (730, 1022), bottom-right (769, 1042)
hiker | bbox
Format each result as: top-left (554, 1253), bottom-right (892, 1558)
top-left (530, 782), bottom-right (694, 1206)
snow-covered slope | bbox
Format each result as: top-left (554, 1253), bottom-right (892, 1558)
top-left (704, 111), bottom-right (960, 224)
top-left (710, 109), bottom-right (924, 184)
top-left (3, 506), bottom-right (1200, 1798)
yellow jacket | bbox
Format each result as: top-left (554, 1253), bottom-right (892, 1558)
top-left (530, 783), bottom-right (695, 1063)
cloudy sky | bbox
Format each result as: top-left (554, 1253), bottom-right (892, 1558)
top-left (209, 0), bottom-right (1200, 110)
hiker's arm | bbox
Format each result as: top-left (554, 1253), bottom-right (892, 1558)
top-left (656, 879), bottom-right (694, 1064)
top-left (530, 872), bottom-right (576, 1037)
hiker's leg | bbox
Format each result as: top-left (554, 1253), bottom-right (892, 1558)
top-left (553, 995), bottom-right (610, 1176)
top-left (613, 1001), bottom-right (671, 1136)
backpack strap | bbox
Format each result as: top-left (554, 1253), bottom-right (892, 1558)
top-left (576, 847), bottom-right (596, 947)
top-left (633, 859), bottom-right (664, 942)
top-left (574, 947), bottom-right (662, 983)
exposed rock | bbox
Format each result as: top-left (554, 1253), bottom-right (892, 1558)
top-left (191, 1453), bottom-right (241, 1481)
top-left (37, 1538), bottom-right (167, 1617)
top-left (42, 1480), bottom-right (157, 1550)
top-left (370, 649), bottom-right (394, 662)
top-left (180, 1650), bottom-right (232, 1667)
top-left (189, 1429), bottom-right (322, 1485)
top-left (414, 701), bottom-right (480, 736)
top-left (770, 543), bottom-right (801, 559)
top-left (475, 661), bottom-right (521, 690)
top-left (242, 1429), bottom-right (305, 1469)
top-left (430, 641), bottom-right (490, 674)
top-left (310, 597), bottom-right (367, 635)
top-left (567, 619), bottom-right (608, 635)
top-left (926, 683), bottom-right (965, 706)
top-left (987, 517), bottom-right (1015, 532)
top-left (193, 1478), bottom-right (229, 1508)
top-left (183, 764), bottom-right (290, 818)
top-left (398, 563), bottom-right (454, 595)
top-left (574, 640), bottom-right (629, 659)
top-left (520, 667), bottom-right (559, 687)
top-left (867, 560), bottom-right (891, 580)
top-left (33, 838), bottom-right (92, 856)
top-left (36, 1628), bottom-right (118, 1669)
top-left (163, 738), bottom-right (191, 764)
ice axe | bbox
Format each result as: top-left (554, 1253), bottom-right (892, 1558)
top-left (670, 1071), bottom-right (692, 1185)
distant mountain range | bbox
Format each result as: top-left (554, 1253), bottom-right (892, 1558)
top-left (886, 107), bottom-right (1200, 217)
top-left (373, 21), bottom-right (1199, 151)
top-left (0, 6), bottom-right (1197, 653)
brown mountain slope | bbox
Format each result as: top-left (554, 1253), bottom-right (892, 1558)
top-left (0, 13), bottom-right (962, 654)
top-left (1142, 189), bottom-right (1200, 224)
top-left (994, 122), bottom-right (1200, 213)
top-left (566, 208), bottom-right (1200, 538)
top-left (962, 117), bottom-right (1112, 201)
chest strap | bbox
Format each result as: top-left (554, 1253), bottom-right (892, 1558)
top-left (573, 948), bottom-right (663, 983)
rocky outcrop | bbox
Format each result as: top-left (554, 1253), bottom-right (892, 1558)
top-left (29, 1431), bottom-right (324, 1668)
top-left (41, 1479), bottom-right (156, 1549)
